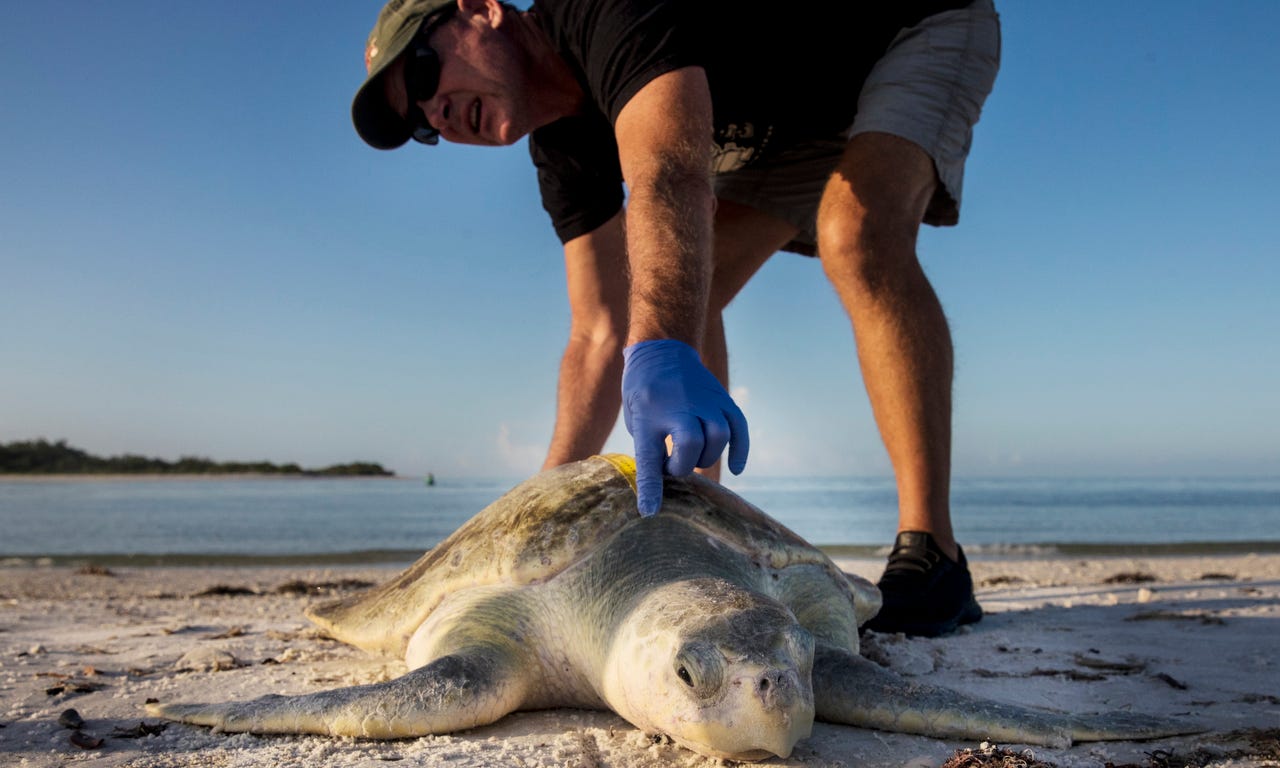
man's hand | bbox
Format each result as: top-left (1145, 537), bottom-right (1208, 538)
top-left (622, 339), bottom-right (749, 516)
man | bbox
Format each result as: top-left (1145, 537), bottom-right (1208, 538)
top-left (352, 0), bottom-right (1000, 636)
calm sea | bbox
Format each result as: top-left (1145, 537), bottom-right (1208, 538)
top-left (2, 475), bottom-right (1278, 565)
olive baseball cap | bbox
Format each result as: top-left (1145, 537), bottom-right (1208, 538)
top-left (352, 0), bottom-right (455, 150)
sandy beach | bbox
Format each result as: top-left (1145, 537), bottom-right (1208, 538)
top-left (2, 553), bottom-right (1278, 767)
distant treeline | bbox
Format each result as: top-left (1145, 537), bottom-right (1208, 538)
top-left (0, 439), bottom-right (394, 477)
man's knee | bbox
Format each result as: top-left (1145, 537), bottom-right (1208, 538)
top-left (817, 195), bottom-right (924, 297)
top-left (816, 134), bottom-right (936, 293)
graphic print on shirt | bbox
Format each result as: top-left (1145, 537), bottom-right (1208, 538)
top-left (710, 121), bottom-right (773, 173)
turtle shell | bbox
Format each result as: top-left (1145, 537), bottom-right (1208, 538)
top-left (306, 455), bottom-right (869, 656)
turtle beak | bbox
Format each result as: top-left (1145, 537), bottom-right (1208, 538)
top-left (745, 667), bottom-right (814, 758)
top-left (674, 664), bottom-right (814, 760)
top-left (716, 627), bottom-right (815, 759)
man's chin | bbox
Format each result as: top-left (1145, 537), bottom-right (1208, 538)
top-left (455, 126), bottom-right (519, 147)
top-left (492, 119), bottom-right (527, 146)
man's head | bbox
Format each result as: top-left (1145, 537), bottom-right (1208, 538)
top-left (352, 0), bottom-right (456, 149)
top-left (353, 0), bottom-right (565, 150)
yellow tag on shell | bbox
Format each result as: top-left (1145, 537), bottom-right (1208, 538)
top-left (593, 453), bottom-right (638, 493)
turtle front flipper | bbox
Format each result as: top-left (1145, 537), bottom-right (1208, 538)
top-left (148, 650), bottom-right (528, 738)
top-left (812, 647), bottom-right (1205, 748)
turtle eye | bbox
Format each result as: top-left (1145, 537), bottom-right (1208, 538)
top-left (677, 665), bottom-right (694, 687)
top-left (674, 643), bottom-right (723, 699)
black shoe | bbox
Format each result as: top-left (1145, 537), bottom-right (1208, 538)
top-left (863, 531), bottom-right (983, 637)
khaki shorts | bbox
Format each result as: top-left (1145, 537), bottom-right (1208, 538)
top-left (714, 0), bottom-right (1001, 253)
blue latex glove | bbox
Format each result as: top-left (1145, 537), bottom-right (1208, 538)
top-left (621, 339), bottom-right (749, 516)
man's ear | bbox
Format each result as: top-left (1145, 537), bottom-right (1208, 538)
top-left (457, 0), bottom-right (504, 27)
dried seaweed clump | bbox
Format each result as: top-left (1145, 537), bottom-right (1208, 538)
top-left (942, 742), bottom-right (1058, 768)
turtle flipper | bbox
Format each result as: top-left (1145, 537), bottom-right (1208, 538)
top-left (148, 652), bottom-right (526, 738)
top-left (813, 647), bottom-right (1204, 748)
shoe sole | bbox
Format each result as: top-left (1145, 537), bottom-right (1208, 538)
top-left (866, 596), bottom-right (984, 638)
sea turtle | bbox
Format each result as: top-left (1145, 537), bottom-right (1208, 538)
top-left (149, 455), bottom-right (1198, 760)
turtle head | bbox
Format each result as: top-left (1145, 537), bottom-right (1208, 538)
top-left (603, 578), bottom-right (816, 760)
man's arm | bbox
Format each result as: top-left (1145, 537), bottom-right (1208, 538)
top-left (542, 211), bottom-right (629, 469)
top-left (612, 67), bottom-right (748, 514)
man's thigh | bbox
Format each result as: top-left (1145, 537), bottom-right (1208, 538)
top-left (848, 0), bottom-right (1001, 227)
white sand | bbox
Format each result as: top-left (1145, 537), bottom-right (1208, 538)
top-left (2, 553), bottom-right (1278, 767)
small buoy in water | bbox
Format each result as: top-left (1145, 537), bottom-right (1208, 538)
top-left (425, 473), bottom-right (435, 487)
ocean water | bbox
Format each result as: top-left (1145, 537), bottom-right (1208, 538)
top-left (1, 475), bottom-right (1278, 565)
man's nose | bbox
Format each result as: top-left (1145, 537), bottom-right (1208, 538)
top-left (418, 95), bottom-right (447, 130)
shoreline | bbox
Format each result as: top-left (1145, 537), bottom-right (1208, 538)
top-left (0, 473), bottom-right (411, 482)
top-left (1, 553), bottom-right (1278, 767)
top-left (5, 540), bottom-right (1280, 569)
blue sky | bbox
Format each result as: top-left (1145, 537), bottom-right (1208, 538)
top-left (2, 2), bottom-right (1277, 480)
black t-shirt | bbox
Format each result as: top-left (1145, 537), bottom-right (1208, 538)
top-left (529, 0), bottom-right (970, 243)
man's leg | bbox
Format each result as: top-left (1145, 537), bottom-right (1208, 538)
top-left (817, 130), bottom-right (979, 636)
top-left (698, 200), bottom-right (799, 482)
top-left (543, 214), bottom-right (630, 470)
top-left (818, 132), bottom-right (954, 555)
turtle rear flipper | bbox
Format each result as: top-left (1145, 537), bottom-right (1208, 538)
top-left (812, 647), bottom-right (1205, 748)
top-left (1061, 709), bottom-right (1210, 743)
top-left (148, 650), bottom-right (528, 738)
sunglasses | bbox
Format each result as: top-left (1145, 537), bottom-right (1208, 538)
top-left (404, 11), bottom-right (454, 145)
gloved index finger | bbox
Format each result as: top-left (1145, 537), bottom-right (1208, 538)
top-left (634, 432), bottom-right (666, 517)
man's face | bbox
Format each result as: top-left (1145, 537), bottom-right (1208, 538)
top-left (383, 5), bottom-right (534, 147)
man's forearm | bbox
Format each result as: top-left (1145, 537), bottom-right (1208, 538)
top-left (623, 166), bottom-right (715, 348)
top-left (612, 67), bottom-right (717, 349)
